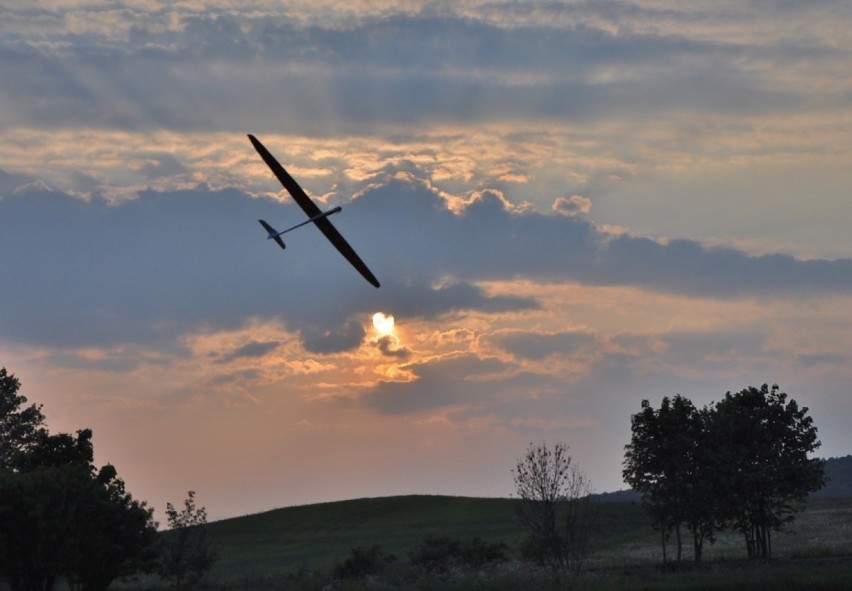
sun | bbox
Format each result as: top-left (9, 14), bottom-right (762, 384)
top-left (372, 312), bottom-right (395, 336)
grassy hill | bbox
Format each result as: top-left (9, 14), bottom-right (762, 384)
top-left (203, 497), bottom-right (852, 581)
top-left (122, 457), bottom-right (852, 588)
top-left (205, 495), bottom-right (524, 578)
top-left (201, 494), bottom-right (649, 581)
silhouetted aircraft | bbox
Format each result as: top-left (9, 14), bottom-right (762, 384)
top-left (249, 134), bottom-right (380, 288)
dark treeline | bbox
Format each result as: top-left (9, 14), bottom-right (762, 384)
top-left (0, 367), bottom-right (215, 591)
top-left (623, 384), bottom-right (825, 563)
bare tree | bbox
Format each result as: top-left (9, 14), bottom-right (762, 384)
top-left (512, 441), bottom-right (595, 574)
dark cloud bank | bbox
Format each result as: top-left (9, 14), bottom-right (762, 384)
top-left (2, 174), bottom-right (851, 354)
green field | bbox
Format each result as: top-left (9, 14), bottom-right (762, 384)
top-left (205, 495), bottom-right (529, 577)
top-left (151, 495), bottom-right (852, 588)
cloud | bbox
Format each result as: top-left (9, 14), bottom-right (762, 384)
top-left (487, 330), bottom-right (596, 361)
top-left (552, 195), bottom-right (591, 217)
top-left (659, 330), bottom-right (769, 370)
top-left (0, 167), bottom-right (36, 194)
top-left (375, 280), bottom-right (540, 319)
top-left (139, 153), bottom-right (187, 180)
top-left (798, 352), bottom-right (847, 368)
top-left (3, 173), bottom-right (852, 356)
top-left (219, 341), bottom-right (280, 363)
top-left (358, 175), bottom-right (852, 298)
top-left (3, 4), bottom-right (848, 136)
top-left (594, 236), bottom-right (852, 297)
top-left (361, 353), bottom-right (509, 414)
top-left (300, 320), bottom-right (366, 354)
top-left (376, 335), bottom-right (411, 359)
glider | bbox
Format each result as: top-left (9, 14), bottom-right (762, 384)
top-left (249, 134), bottom-right (380, 288)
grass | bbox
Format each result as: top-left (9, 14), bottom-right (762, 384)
top-left (119, 496), bottom-right (852, 589)
top-left (204, 495), bottom-right (528, 579)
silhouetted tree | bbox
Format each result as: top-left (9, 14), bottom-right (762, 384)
top-left (0, 465), bottom-right (84, 591)
top-left (512, 441), bottom-right (594, 574)
top-left (712, 384), bottom-right (824, 560)
top-left (623, 396), bottom-right (718, 563)
top-left (0, 429), bottom-right (98, 590)
top-left (0, 372), bottom-right (157, 591)
top-left (624, 385), bottom-right (825, 563)
top-left (66, 464), bottom-right (158, 591)
top-left (158, 491), bottom-right (217, 590)
top-left (0, 367), bottom-right (45, 470)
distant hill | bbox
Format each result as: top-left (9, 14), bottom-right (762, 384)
top-left (592, 455), bottom-right (852, 503)
top-left (591, 489), bottom-right (641, 503)
top-left (812, 455), bottom-right (852, 499)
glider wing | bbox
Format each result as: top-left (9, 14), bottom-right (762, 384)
top-left (248, 134), bottom-right (380, 288)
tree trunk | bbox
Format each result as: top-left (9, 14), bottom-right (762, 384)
top-left (767, 528), bottom-right (772, 560)
top-left (744, 521), bottom-right (757, 559)
top-left (675, 523), bottom-right (682, 562)
top-left (693, 532), bottom-right (703, 563)
top-left (757, 522), bottom-right (770, 560)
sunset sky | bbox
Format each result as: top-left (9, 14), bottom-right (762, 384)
top-left (2, 0), bottom-right (852, 522)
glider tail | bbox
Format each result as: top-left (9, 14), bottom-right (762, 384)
top-left (258, 219), bottom-right (286, 249)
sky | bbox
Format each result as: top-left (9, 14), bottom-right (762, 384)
top-left (2, 0), bottom-right (852, 522)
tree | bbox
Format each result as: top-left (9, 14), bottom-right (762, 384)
top-left (158, 491), bottom-right (218, 590)
top-left (66, 464), bottom-right (158, 591)
top-left (8, 428), bottom-right (95, 472)
top-left (623, 396), bottom-right (718, 563)
top-left (0, 429), bottom-right (98, 591)
top-left (0, 371), bottom-right (157, 591)
top-left (512, 441), bottom-right (594, 574)
top-left (0, 430), bottom-right (157, 591)
top-left (712, 384), bottom-right (824, 560)
top-left (0, 367), bottom-right (45, 470)
top-left (0, 466), bottom-right (86, 591)
top-left (623, 385), bottom-right (825, 563)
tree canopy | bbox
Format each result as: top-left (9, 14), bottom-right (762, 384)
top-left (0, 367), bottom-right (157, 591)
top-left (624, 384), bottom-right (824, 562)
top-left (0, 367), bottom-right (45, 470)
top-left (623, 395), bottom-right (717, 562)
top-left (712, 384), bottom-right (824, 559)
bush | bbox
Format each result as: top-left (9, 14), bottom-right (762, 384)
top-left (460, 536), bottom-right (509, 568)
top-left (333, 545), bottom-right (396, 580)
top-left (411, 536), bottom-right (508, 572)
top-left (519, 533), bottom-right (559, 566)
